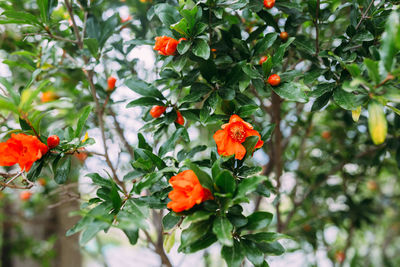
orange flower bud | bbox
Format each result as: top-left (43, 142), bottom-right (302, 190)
top-left (38, 178), bottom-right (47, 186)
top-left (263, 0), bottom-right (275, 9)
top-left (150, 106), bottom-right (167, 118)
top-left (321, 131), bottom-right (331, 140)
top-left (154, 36), bottom-right (186, 56)
top-left (41, 91), bottom-right (59, 103)
top-left (74, 148), bottom-right (88, 163)
top-left (167, 170), bottom-right (213, 212)
top-left (175, 110), bottom-right (185, 125)
top-left (107, 76), bottom-right (117, 91)
top-left (280, 31), bottom-right (289, 42)
top-left (268, 74), bottom-right (281, 86)
top-left (259, 56), bottom-right (268, 65)
top-left (47, 135), bottom-right (60, 149)
top-left (213, 115), bottom-right (263, 160)
top-left (20, 191), bottom-right (32, 201)
top-left (120, 15), bottom-right (132, 24)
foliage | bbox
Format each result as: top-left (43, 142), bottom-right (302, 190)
top-left (0, 0), bottom-right (400, 266)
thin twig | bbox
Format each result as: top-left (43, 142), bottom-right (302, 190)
top-left (355, 0), bottom-right (374, 30)
top-left (314, 0), bottom-right (320, 55)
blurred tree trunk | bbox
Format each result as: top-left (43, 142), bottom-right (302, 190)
top-left (0, 191), bottom-right (81, 267)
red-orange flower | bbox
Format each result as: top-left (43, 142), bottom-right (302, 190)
top-left (153, 36), bottom-right (186, 56)
top-left (213, 115), bottom-right (264, 160)
top-left (0, 133), bottom-right (48, 172)
top-left (167, 170), bottom-right (213, 212)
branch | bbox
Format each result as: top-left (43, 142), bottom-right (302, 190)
top-left (314, 0), bottom-right (320, 55)
top-left (64, 0), bottom-right (83, 48)
top-left (355, 0), bottom-right (374, 30)
top-left (109, 108), bottom-right (135, 159)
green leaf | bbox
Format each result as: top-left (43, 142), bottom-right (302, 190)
top-left (346, 64), bottom-right (361, 77)
top-left (257, 241), bottom-right (285, 255)
top-left (245, 211), bottom-right (273, 230)
top-left (184, 159), bottom-right (213, 190)
top-left (254, 33), bottom-right (278, 56)
top-left (179, 232), bottom-right (217, 253)
top-left (311, 92), bottom-right (332, 112)
top-left (75, 105), bottom-right (92, 138)
top-left (86, 173), bottom-right (113, 188)
top-left (242, 239), bottom-right (264, 266)
top-left (159, 127), bottom-right (188, 157)
top-left (364, 58), bottom-right (380, 85)
top-left (162, 212), bottom-right (181, 231)
top-left (192, 39), bottom-right (210, 60)
top-left (380, 12), bottom-right (399, 72)
top-left (271, 37), bottom-right (295, 65)
top-left (353, 30), bottom-right (374, 42)
top-left (154, 3), bottom-right (180, 27)
top-left (125, 79), bottom-right (165, 100)
top-left (54, 156), bottom-right (71, 184)
top-left (84, 38), bottom-right (99, 57)
top-left (333, 89), bottom-right (364, 110)
top-left (242, 64), bottom-right (262, 79)
top-left (272, 83), bottom-right (308, 103)
top-left (215, 170), bottom-right (236, 195)
top-left (0, 96), bottom-right (18, 113)
top-left (235, 176), bottom-right (267, 201)
top-left (79, 221), bottom-right (109, 245)
top-left (179, 220), bottom-right (211, 251)
top-left (178, 40), bottom-right (191, 54)
top-left (37, 0), bottom-right (48, 24)
top-left (243, 232), bottom-right (287, 243)
top-left (183, 210), bottom-right (213, 224)
top-left (126, 97), bottom-right (165, 108)
top-left (163, 230), bottom-right (176, 253)
top-left (0, 77), bottom-right (20, 105)
top-left (221, 241), bottom-right (244, 267)
top-left (123, 229), bottom-right (139, 245)
top-left (212, 216), bottom-right (233, 246)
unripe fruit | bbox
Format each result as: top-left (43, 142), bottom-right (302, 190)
top-left (263, 0), bottom-right (275, 9)
top-left (268, 74), bottom-right (281, 86)
top-left (20, 191), bottom-right (32, 201)
top-left (175, 110), bottom-right (185, 125)
top-left (321, 131), bottom-right (331, 140)
top-left (150, 106), bottom-right (167, 118)
top-left (280, 31), bottom-right (289, 42)
top-left (47, 135), bottom-right (60, 149)
top-left (259, 56), bottom-right (268, 65)
top-left (107, 76), bottom-right (117, 91)
top-left (368, 101), bottom-right (387, 145)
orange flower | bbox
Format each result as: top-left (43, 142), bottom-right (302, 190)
top-left (153, 36), bottom-right (186, 56)
top-left (0, 133), bottom-right (48, 172)
top-left (167, 170), bottom-right (213, 212)
top-left (213, 115), bottom-right (264, 160)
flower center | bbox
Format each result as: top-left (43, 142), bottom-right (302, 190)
top-left (229, 123), bottom-right (246, 143)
